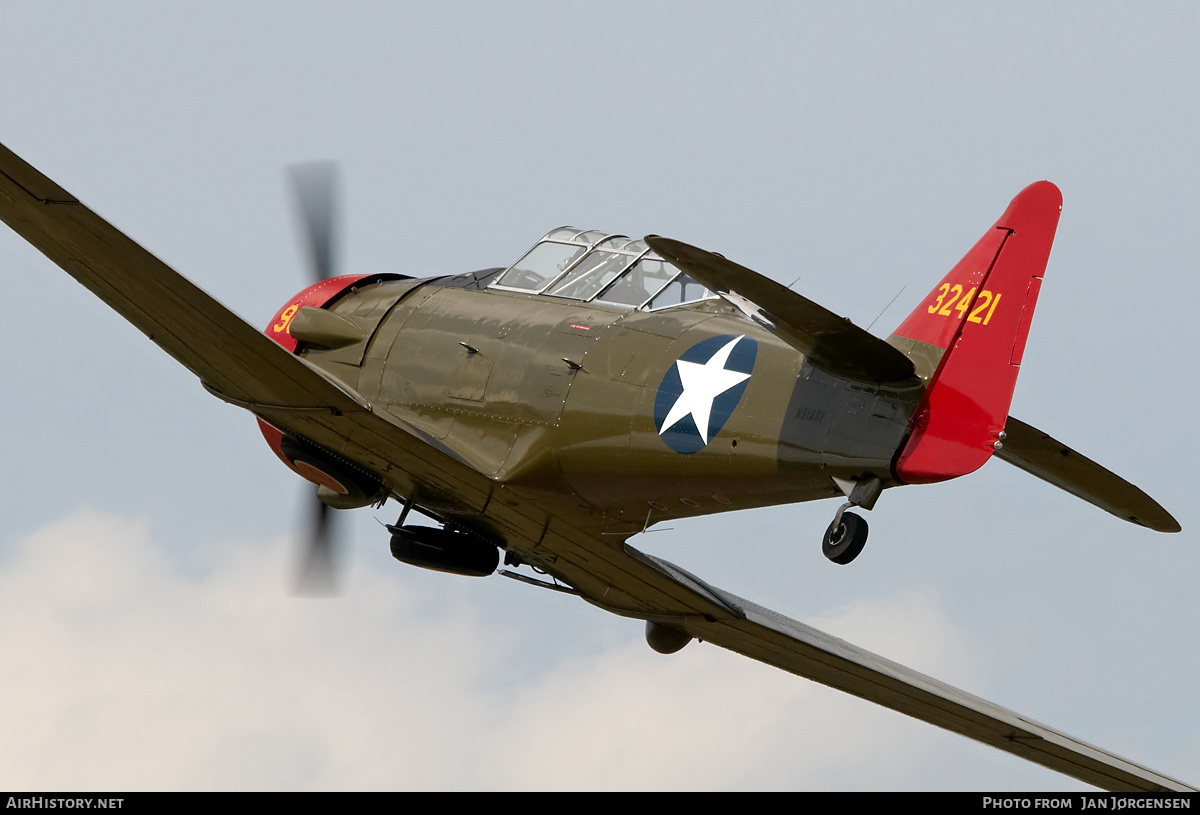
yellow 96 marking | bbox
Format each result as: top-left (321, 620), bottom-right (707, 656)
top-left (272, 303), bottom-right (299, 333)
top-left (929, 285), bottom-right (1000, 325)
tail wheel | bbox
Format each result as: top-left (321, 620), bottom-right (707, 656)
top-left (823, 512), bottom-right (868, 565)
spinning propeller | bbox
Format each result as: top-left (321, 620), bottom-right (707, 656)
top-left (288, 161), bottom-right (342, 596)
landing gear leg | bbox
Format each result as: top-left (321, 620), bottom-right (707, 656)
top-left (822, 475), bottom-right (882, 565)
top-left (384, 492), bottom-right (417, 536)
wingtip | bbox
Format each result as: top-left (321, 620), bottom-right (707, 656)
top-left (1143, 514), bottom-right (1182, 534)
top-left (1128, 496), bottom-right (1181, 534)
top-left (643, 234), bottom-right (680, 257)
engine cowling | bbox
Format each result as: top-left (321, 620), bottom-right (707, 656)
top-left (263, 273), bottom-right (385, 352)
top-left (257, 273), bottom-right (400, 495)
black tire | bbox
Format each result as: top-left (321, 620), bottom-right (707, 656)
top-left (823, 511), bottom-right (868, 565)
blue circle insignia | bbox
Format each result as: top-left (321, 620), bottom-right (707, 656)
top-left (653, 334), bottom-right (758, 454)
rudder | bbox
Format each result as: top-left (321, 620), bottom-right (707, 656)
top-left (887, 181), bottom-right (1063, 484)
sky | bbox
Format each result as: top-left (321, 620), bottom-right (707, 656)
top-left (0, 1), bottom-right (1197, 791)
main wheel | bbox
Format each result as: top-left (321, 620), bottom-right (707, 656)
top-left (822, 511), bottom-right (868, 565)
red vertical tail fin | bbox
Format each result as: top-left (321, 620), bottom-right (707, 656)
top-left (887, 181), bottom-right (1063, 484)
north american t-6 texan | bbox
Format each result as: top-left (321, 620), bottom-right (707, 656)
top-left (0, 141), bottom-right (1190, 791)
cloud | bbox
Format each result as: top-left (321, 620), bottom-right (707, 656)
top-left (0, 509), bottom-right (1037, 790)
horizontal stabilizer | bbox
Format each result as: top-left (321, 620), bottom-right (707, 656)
top-left (645, 236), bottom-right (917, 385)
top-left (998, 417), bottom-right (1180, 533)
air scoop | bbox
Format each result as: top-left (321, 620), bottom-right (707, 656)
top-left (286, 305), bottom-right (366, 350)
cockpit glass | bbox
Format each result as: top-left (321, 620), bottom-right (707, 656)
top-left (544, 250), bottom-right (633, 301)
top-left (490, 227), bottom-right (719, 311)
top-left (494, 241), bottom-right (587, 291)
top-left (595, 258), bottom-right (679, 307)
top-left (646, 273), bottom-right (713, 310)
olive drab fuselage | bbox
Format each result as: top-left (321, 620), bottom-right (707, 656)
top-left (291, 270), bottom-right (925, 531)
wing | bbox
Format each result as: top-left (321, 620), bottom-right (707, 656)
top-left (645, 235), bottom-right (918, 385)
top-left (514, 515), bottom-right (1193, 791)
top-left (0, 141), bottom-right (494, 514)
top-left (998, 416), bottom-right (1180, 533)
top-left (588, 545), bottom-right (1195, 792)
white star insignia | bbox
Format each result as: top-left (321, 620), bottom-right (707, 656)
top-left (658, 336), bottom-right (751, 444)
